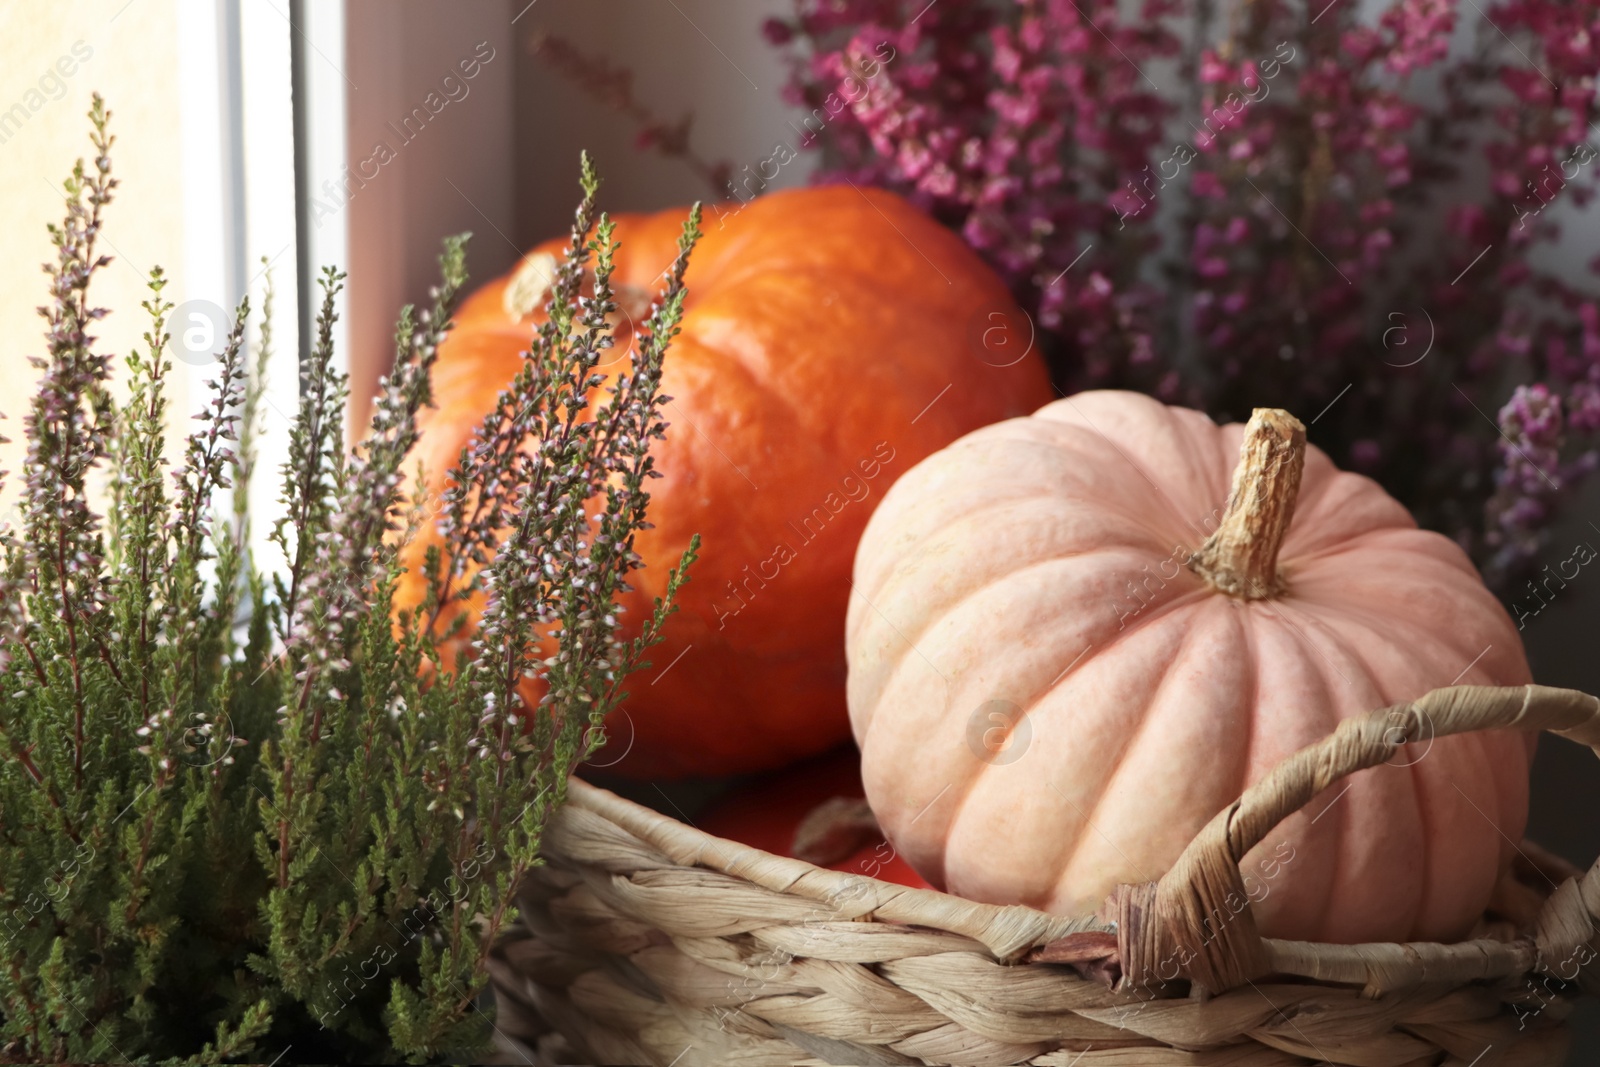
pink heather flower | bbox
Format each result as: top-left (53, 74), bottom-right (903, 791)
top-left (761, 18), bottom-right (793, 45)
top-left (1344, 28), bottom-right (1384, 63)
top-left (1199, 50), bottom-right (1232, 84)
top-left (770, 0), bottom-right (1600, 585)
top-left (1569, 382), bottom-right (1600, 433)
top-left (1488, 383), bottom-right (1567, 568)
top-left (1381, 0), bottom-right (1455, 74)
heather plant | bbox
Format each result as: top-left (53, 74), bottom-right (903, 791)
top-left (750, 0), bottom-right (1600, 585)
top-left (0, 96), bottom-right (700, 1064)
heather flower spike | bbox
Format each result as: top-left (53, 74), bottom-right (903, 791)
top-left (766, 0), bottom-right (1600, 585)
top-left (0, 100), bottom-right (698, 1061)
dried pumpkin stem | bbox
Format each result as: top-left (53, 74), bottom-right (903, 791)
top-left (1187, 408), bottom-right (1306, 600)
top-left (791, 796), bottom-right (883, 867)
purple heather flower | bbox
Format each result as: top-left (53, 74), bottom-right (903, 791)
top-left (771, 0), bottom-right (1600, 584)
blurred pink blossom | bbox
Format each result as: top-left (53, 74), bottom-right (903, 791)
top-left (766, 0), bottom-right (1600, 584)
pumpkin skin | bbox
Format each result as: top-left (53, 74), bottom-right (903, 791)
top-left (846, 390), bottom-right (1535, 945)
top-left (697, 747), bottom-right (931, 887)
top-left (398, 186), bottom-right (1052, 779)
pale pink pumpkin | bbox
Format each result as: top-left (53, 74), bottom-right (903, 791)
top-left (846, 390), bottom-right (1534, 944)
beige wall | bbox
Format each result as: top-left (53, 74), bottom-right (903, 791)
top-left (343, 0), bottom-right (516, 430)
top-left (0, 1), bottom-right (185, 517)
top-left (0, 0), bottom-right (799, 509)
top-left (512, 0), bottom-right (803, 250)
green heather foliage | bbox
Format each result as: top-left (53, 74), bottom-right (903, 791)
top-left (0, 96), bottom-right (700, 1063)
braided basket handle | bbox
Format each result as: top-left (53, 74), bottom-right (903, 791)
top-left (1117, 684), bottom-right (1600, 994)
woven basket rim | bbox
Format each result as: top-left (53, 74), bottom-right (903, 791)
top-left (557, 682), bottom-right (1600, 997)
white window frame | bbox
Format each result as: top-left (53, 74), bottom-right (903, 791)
top-left (175, 0), bottom-right (515, 577)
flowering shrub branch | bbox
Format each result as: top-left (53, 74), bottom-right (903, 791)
top-left (527, 30), bottom-right (734, 195)
top-left (766, 0), bottom-right (1600, 583)
top-left (0, 97), bottom-right (700, 1063)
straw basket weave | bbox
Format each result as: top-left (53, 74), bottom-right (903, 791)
top-left (488, 684), bottom-right (1600, 1066)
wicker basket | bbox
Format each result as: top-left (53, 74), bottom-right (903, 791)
top-left (488, 684), bottom-right (1600, 1066)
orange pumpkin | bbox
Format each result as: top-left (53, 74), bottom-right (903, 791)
top-left (400, 186), bottom-right (1052, 778)
top-left (846, 391), bottom-right (1534, 944)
